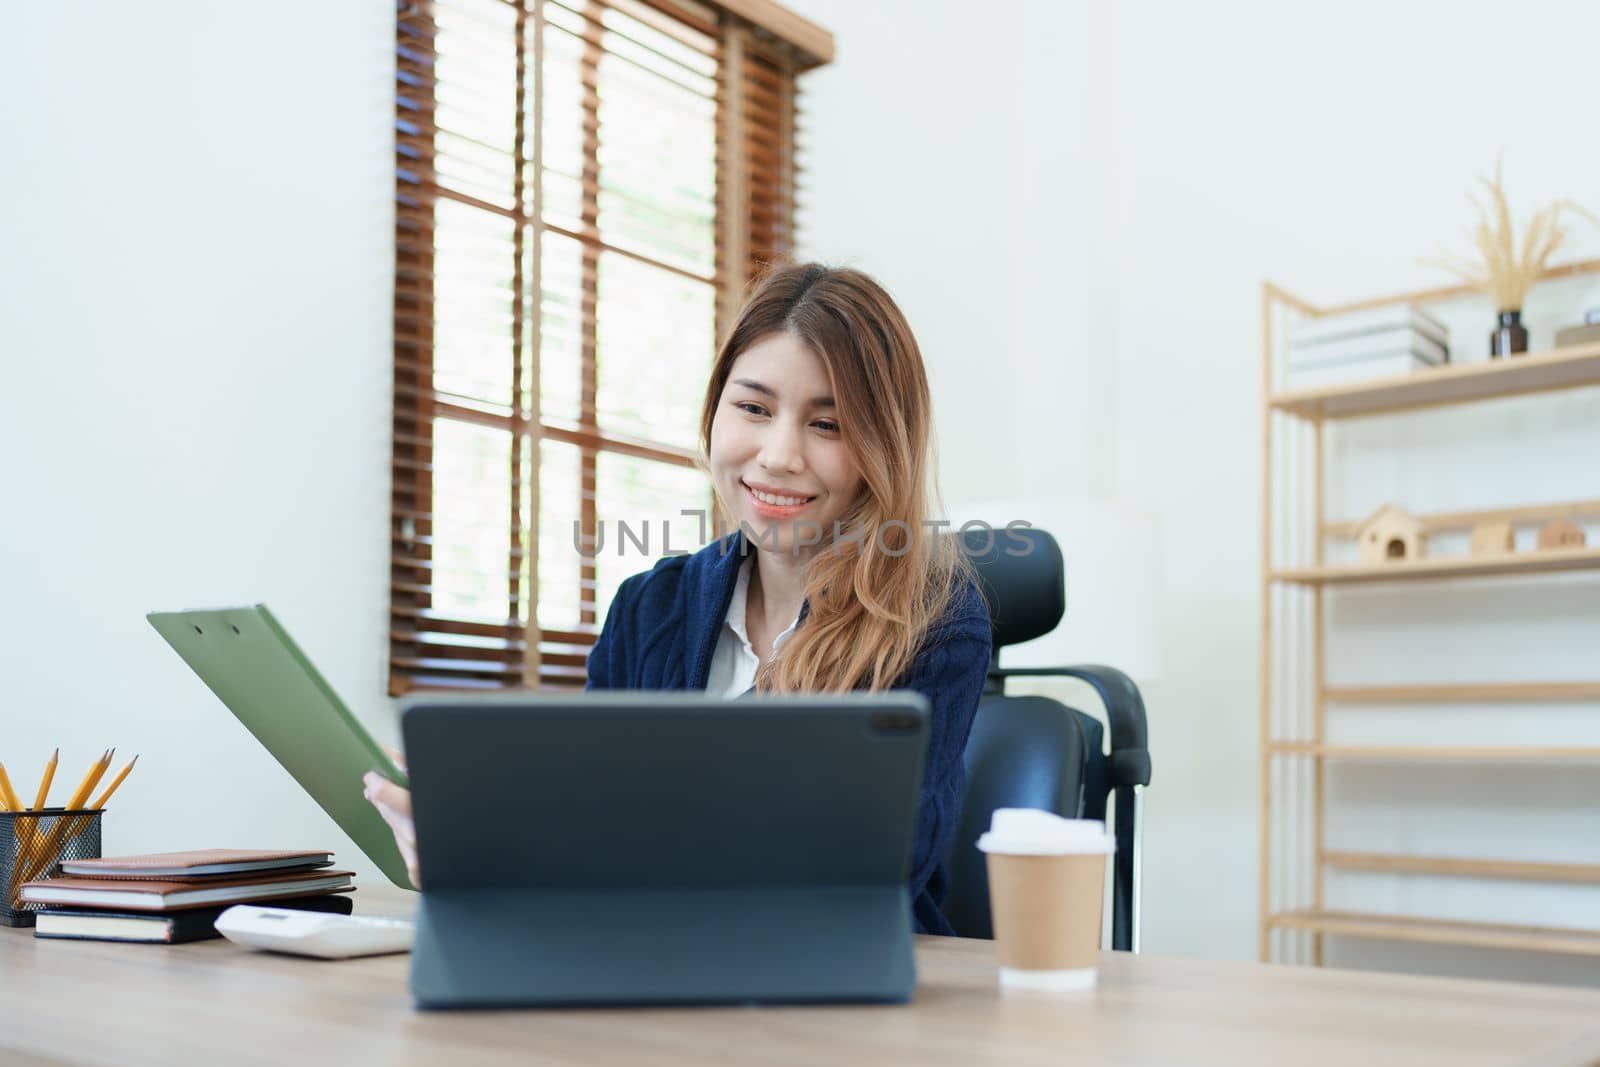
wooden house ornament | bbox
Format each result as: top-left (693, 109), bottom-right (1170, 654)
top-left (1536, 518), bottom-right (1586, 551)
top-left (1470, 520), bottom-right (1514, 555)
top-left (1356, 503), bottom-right (1424, 565)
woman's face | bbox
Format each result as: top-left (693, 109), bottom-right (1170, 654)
top-left (708, 331), bottom-right (865, 560)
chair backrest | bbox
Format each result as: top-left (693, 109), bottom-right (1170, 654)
top-left (959, 525), bottom-right (1065, 662)
top-left (942, 525), bottom-right (1105, 939)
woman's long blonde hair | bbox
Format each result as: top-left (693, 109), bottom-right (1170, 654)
top-left (698, 263), bottom-right (975, 694)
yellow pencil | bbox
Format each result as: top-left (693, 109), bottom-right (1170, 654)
top-left (1, 761), bottom-right (33, 854)
top-left (0, 763), bottom-right (22, 813)
top-left (32, 748), bottom-right (58, 812)
top-left (89, 755), bottom-right (138, 810)
top-left (29, 754), bottom-right (140, 882)
top-left (3, 760), bottom-right (38, 877)
top-left (18, 750), bottom-right (112, 886)
top-left (74, 749), bottom-right (114, 810)
top-left (64, 750), bottom-right (110, 811)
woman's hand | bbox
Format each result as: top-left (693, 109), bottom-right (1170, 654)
top-left (364, 745), bottom-right (420, 889)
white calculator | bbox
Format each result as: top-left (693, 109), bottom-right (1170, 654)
top-left (215, 905), bottom-right (416, 959)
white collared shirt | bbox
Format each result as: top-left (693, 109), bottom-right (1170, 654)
top-left (705, 554), bottom-right (802, 698)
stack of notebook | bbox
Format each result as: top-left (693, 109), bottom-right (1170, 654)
top-left (1287, 303), bottom-right (1450, 388)
top-left (19, 849), bottom-right (355, 944)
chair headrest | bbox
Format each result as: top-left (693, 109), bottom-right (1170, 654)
top-left (957, 525), bottom-right (1065, 649)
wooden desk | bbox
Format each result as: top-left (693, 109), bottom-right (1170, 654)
top-left (5, 889), bottom-right (1599, 1067)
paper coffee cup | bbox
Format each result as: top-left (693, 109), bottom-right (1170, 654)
top-left (977, 809), bottom-right (1114, 992)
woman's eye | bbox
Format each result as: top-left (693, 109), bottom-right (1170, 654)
top-left (813, 420), bottom-right (840, 433)
top-left (734, 401), bottom-right (767, 417)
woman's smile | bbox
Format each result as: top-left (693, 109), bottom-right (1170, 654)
top-left (743, 479), bottom-right (817, 518)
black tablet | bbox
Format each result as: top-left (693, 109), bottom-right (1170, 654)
top-left (400, 690), bottom-right (930, 1008)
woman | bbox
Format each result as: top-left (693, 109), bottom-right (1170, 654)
top-left (367, 263), bottom-right (992, 935)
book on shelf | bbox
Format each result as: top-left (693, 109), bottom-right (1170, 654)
top-left (32, 891), bottom-right (355, 944)
top-left (1290, 302), bottom-right (1448, 349)
top-left (1285, 352), bottom-right (1438, 390)
top-left (1290, 327), bottom-right (1447, 368)
top-left (1554, 322), bottom-right (1600, 348)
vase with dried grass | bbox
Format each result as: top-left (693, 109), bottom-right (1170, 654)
top-left (1425, 155), bottom-right (1598, 357)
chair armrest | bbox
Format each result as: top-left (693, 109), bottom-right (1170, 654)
top-left (986, 665), bottom-right (1151, 788)
top-left (990, 663), bottom-right (1150, 951)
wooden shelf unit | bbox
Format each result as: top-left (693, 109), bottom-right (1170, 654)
top-left (1271, 545), bottom-right (1600, 586)
top-left (1267, 910), bottom-right (1600, 957)
top-left (1269, 743), bottom-right (1600, 761)
top-left (1269, 340), bottom-right (1600, 420)
top-left (1257, 261), bottom-right (1600, 970)
top-left (1321, 852), bottom-right (1600, 884)
top-left (1324, 682), bottom-right (1600, 703)
top-left (1322, 497), bottom-right (1600, 538)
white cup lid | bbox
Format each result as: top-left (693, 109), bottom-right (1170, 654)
top-left (976, 808), bottom-right (1115, 855)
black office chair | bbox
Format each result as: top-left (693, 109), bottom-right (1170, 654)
top-left (941, 526), bottom-right (1152, 950)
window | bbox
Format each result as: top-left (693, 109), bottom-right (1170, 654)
top-left (391, 0), bottom-right (831, 693)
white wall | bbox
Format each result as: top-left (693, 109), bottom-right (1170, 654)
top-left (2, 1), bottom-right (398, 880)
top-left (1110, 0), bottom-right (1600, 985)
top-left (7, 0), bottom-right (1599, 986)
top-left (790, 0), bottom-right (1125, 508)
top-left (792, 0), bottom-right (1600, 984)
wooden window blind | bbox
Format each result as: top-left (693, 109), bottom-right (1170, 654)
top-left (392, 0), bottom-right (831, 694)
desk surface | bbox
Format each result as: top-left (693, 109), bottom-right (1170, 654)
top-left (6, 888), bottom-right (1600, 1067)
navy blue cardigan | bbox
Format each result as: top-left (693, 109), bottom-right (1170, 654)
top-left (585, 530), bottom-right (992, 935)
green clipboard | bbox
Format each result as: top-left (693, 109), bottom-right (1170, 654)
top-left (146, 603), bottom-right (415, 890)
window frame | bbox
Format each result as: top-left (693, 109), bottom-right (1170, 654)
top-left (389, 0), bottom-right (829, 695)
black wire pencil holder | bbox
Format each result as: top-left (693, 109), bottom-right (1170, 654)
top-left (1, 809), bottom-right (103, 927)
